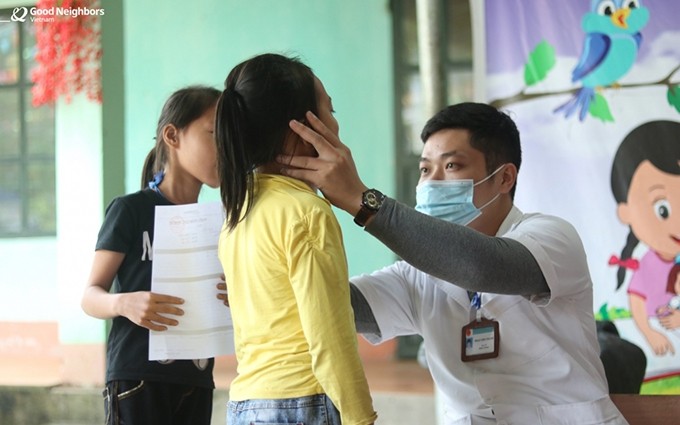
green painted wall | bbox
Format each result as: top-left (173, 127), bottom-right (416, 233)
top-left (55, 95), bottom-right (104, 344)
top-left (0, 0), bottom-right (397, 345)
top-left (121, 0), bottom-right (397, 277)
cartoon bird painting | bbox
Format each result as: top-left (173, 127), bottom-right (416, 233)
top-left (555, 0), bottom-right (649, 121)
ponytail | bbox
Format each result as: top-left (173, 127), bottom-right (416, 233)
top-left (216, 88), bottom-right (253, 231)
top-left (141, 148), bottom-right (157, 190)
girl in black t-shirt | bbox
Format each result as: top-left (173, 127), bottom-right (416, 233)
top-left (81, 86), bottom-right (225, 425)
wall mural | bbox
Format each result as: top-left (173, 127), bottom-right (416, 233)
top-left (477, 0), bottom-right (680, 393)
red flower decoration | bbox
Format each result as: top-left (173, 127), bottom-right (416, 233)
top-left (31, 0), bottom-right (102, 106)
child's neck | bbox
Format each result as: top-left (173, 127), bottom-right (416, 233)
top-left (256, 161), bottom-right (282, 175)
top-left (156, 173), bottom-right (200, 204)
top-left (255, 163), bottom-right (316, 192)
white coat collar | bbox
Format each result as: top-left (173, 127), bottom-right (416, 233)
top-left (495, 205), bottom-right (523, 237)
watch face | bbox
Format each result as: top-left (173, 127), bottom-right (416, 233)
top-left (365, 192), bottom-right (378, 208)
top-left (363, 190), bottom-right (383, 210)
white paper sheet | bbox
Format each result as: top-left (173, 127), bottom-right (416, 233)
top-left (149, 201), bottom-right (234, 360)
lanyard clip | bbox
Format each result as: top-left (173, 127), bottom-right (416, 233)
top-left (470, 292), bottom-right (482, 322)
top-left (470, 292), bottom-right (481, 309)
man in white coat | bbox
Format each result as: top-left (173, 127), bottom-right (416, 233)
top-left (283, 102), bottom-right (628, 425)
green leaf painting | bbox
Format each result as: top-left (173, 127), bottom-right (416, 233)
top-left (524, 40), bottom-right (556, 86)
top-left (589, 93), bottom-right (614, 122)
top-left (667, 85), bottom-right (680, 113)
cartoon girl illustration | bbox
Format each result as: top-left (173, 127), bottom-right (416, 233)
top-left (611, 120), bottom-right (680, 356)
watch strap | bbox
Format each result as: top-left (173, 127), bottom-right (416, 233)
top-left (353, 205), bottom-right (375, 227)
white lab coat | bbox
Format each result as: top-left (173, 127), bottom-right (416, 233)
top-left (353, 207), bottom-right (628, 425)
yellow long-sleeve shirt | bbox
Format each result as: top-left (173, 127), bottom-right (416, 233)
top-left (218, 174), bottom-right (376, 425)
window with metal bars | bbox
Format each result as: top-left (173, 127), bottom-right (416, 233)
top-left (0, 6), bottom-right (56, 237)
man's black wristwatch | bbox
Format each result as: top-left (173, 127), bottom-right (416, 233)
top-left (353, 188), bottom-right (385, 227)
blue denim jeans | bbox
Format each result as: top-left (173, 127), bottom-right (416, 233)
top-left (227, 394), bottom-right (341, 425)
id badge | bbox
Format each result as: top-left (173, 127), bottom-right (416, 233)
top-left (461, 318), bottom-right (499, 362)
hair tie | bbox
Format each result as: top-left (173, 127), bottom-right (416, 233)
top-left (148, 170), bottom-right (165, 191)
top-left (223, 86), bottom-right (238, 97)
top-left (608, 255), bottom-right (639, 270)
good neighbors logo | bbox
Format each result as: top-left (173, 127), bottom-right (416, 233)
top-left (2, 6), bottom-right (105, 23)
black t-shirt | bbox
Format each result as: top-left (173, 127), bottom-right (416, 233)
top-left (96, 189), bottom-right (214, 388)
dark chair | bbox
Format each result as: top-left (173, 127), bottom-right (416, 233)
top-left (597, 320), bottom-right (647, 394)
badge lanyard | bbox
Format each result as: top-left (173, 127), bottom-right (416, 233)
top-left (461, 291), bottom-right (500, 362)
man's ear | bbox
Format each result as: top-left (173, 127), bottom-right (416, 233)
top-left (162, 124), bottom-right (180, 149)
top-left (499, 164), bottom-right (518, 194)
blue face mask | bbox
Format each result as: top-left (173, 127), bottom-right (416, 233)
top-left (415, 165), bottom-right (505, 225)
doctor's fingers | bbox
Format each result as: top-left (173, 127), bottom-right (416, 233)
top-left (288, 118), bottom-right (343, 159)
top-left (303, 111), bottom-right (345, 149)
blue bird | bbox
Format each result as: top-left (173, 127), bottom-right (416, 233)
top-left (555, 0), bottom-right (649, 121)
